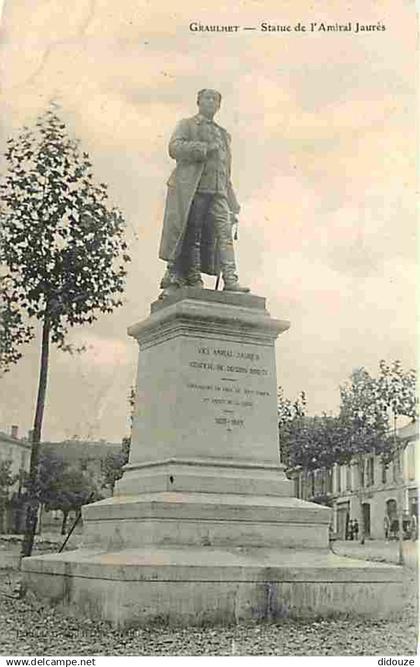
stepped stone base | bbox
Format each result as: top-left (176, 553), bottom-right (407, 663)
top-left (117, 459), bottom-right (293, 497)
top-left (22, 488), bottom-right (406, 627)
top-left (80, 491), bottom-right (331, 550)
top-left (22, 546), bottom-right (405, 627)
top-left (20, 290), bottom-right (407, 625)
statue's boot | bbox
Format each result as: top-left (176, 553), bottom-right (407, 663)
top-left (224, 281), bottom-right (250, 293)
top-left (160, 265), bottom-right (175, 289)
top-left (185, 242), bottom-right (204, 288)
top-left (159, 262), bottom-right (186, 299)
top-left (219, 243), bottom-right (250, 293)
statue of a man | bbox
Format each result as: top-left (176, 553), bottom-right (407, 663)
top-left (158, 89), bottom-right (249, 296)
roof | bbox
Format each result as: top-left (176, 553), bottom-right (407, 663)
top-left (0, 431), bottom-right (31, 450)
top-left (41, 440), bottom-right (123, 461)
top-left (396, 421), bottom-right (418, 442)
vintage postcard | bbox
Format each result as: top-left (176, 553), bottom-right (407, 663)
top-left (0, 0), bottom-right (417, 659)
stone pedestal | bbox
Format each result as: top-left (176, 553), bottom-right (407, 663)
top-left (22, 289), bottom-right (405, 626)
top-left (118, 288), bottom-right (292, 497)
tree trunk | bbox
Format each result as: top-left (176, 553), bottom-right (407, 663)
top-left (21, 316), bottom-right (50, 558)
top-left (393, 417), bottom-right (405, 566)
top-left (37, 503), bottom-right (43, 535)
top-left (61, 510), bottom-right (68, 535)
top-left (359, 494), bottom-right (365, 544)
top-left (357, 456), bottom-right (366, 545)
top-left (0, 498), bottom-right (5, 535)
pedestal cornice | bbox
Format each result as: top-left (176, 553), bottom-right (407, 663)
top-left (128, 289), bottom-right (290, 349)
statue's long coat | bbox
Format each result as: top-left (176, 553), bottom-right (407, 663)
top-left (159, 114), bottom-right (240, 276)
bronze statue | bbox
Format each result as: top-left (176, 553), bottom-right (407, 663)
top-left (158, 89), bottom-right (249, 296)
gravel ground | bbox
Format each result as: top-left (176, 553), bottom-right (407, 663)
top-left (333, 539), bottom-right (418, 569)
top-left (0, 567), bottom-right (417, 656)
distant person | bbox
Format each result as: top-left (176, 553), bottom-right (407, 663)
top-left (353, 519), bottom-right (359, 540)
top-left (345, 516), bottom-right (351, 540)
top-left (383, 515), bottom-right (390, 540)
top-left (390, 517), bottom-right (399, 540)
top-left (410, 513), bottom-right (417, 542)
top-left (402, 511), bottom-right (411, 540)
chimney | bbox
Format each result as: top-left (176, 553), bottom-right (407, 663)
top-left (10, 425), bottom-right (19, 440)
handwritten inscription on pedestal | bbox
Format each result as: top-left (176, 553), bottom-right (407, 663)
top-left (186, 345), bottom-right (271, 432)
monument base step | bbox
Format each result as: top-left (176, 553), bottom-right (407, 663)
top-left (116, 459), bottom-right (293, 496)
top-left (80, 492), bottom-right (331, 550)
top-left (22, 546), bottom-right (406, 627)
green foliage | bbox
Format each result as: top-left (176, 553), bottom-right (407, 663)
top-left (102, 387), bottom-right (135, 492)
top-left (0, 104), bottom-right (131, 553)
top-left (279, 359), bottom-right (417, 475)
top-left (0, 286), bottom-right (33, 374)
top-left (278, 388), bottom-right (349, 471)
top-left (377, 360), bottom-right (418, 426)
top-left (0, 460), bottom-right (19, 533)
top-left (37, 452), bottom-right (98, 524)
top-left (101, 449), bottom-right (128, 493)
top-left (278, 387), bottom-right (306, 467)
top-left (339, 361), bottom-right (417, 469)
top-left (0, 104), bottom-right (130, 368)
top-left (339, 367), bottom-right (391, 461)
top-left (0, 460), bottom-right (18, 497)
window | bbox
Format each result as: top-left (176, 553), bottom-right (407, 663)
top-left (408, 488), bottom-right (418, 518)
top-left (386, 498), bottom-right (397, 519)
top-left (326, 468), bottom-right (333, 493)
top-left (392, 453), bottom-right (400, 483)
top-left (316, 470), bottom-right (320, 494)
top-left (336, 465), bottom-right (341, 493)
top-left (319, 470), bottom-right (327, 495)
top-left (407, 444), bottom-right (416, 481)
top-left (359, 461), bottom-right (365, 489)
top-left (346, 465), bottom-right (352, 491)
top-left (381, 461), bottom-right (387, 484)
top-left (367, 456), bottom-right (375, 487)
top-left (294, 474), bottom-right (301, 498)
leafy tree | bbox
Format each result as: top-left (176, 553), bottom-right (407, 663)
top-left (376, 360), bottom-right (417, 561)
top-left (36, 451), bottom-right (67, 505)
top-left (278, 387), bottom-right (306, 468)
top-left (19, 451), bottom-right (66, 535)
top-left (0, 284), bottom-right (32, 374)
top-left (0, 460), bottom-right (18, 533)
top-left (0, 459), bottom-right (18, 490)
top-left (377, 360), bottom-right (417, 430)
top-left (42, 465), bottom-right (98, 535)
top-left (280, 363), bottom-right (417, 546)
top-left (101, 386), bottom-right (135, 494)
top-left (0, 105), bottom-right (130, 556)
top-left (278, 388), bottom-right (347, 472)
top-left (101, 450), bottom-right (128, 495)
top-left (339, 367), bottom-right (392, 543)
top-left (22, 451), bottom-right (98, 535)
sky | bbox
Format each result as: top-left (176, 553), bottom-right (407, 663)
top-left (0, 0), bottom-right (417, 443)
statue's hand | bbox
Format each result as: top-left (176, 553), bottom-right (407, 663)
top-left (230, 213), bottom-right (239, 240)
top-left (207, 142), bottom-right (219, 154)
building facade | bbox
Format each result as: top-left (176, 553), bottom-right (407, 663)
top-left (291, 421), bottom-right (418, 540)
top-left (0, 426), bottom-right (31, 533)
top-left (0, 426), bottom-right (31, 490)
top-left (38, 439), bottom-right (123, 532)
